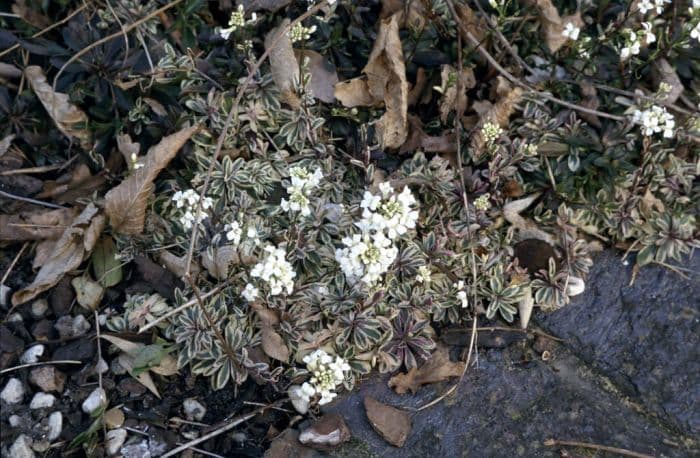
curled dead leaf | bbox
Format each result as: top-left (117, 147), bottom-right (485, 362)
top-left (157, 250), bottom-right (201, 278)
top-left (71, 275), bottom-right (105, 311)
top-left (265, 19), bottom-right (301, 109)
top-left (294, 50), bottom-right (339, 103)
top-left (105, 125), bottom-right (198, 235)
top-left (652, 58), bottom-right (684, 105)
top-left (12, 204), bottom-right (101, 305)
top-left (261, 327), bottom-right (290, 362)
top-left (24, 66), bottom-right (93, 151)
top-left (202, 245), bottom-right (239, 280)
top-left (334, 78), bottom-right (376, 107)
top-left (0, 207), bottom-right (78, 241)
top-left (388, 345), bottom-right (464, 394)
top-left (380, 0), bottom-right (427, 29)
top-left (437, 64), bottom-right (476, 123)
top-left (117, 133), bottom-right (140, 166)
top-left (578, 81), bottom-right (602, 128)
top-left (503, 194), bottom-right (556, 245)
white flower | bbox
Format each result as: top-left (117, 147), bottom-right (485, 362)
top-left (288, 382), bottom-right (316, 414)
top-left (454, 281), bottom-right (469, 308)
top-left (620, 30), bottom-right (641, 60)
top-left (130, 153), bottom-right (143, 170)
top-left (632, 105), bottom-right (675, 138)
top-left (281, 166), bottom-right (323, 217)
top-left (289, 23), bottom-right (316, 43)
top-left (691, 22), bottom-right (700, 41)
top-left (172, 189), bottom-right (214, 230)
top-left (335, 231), bottom-right (398, 285)
top-left (225, 221), bottom-right (242, 244)
top-left (250, 245), bottom-right (296, 296)
top-left (562, 22), bottom-right (580, 41)
top-left (641, 22), bottom-right (656, 44)
top-left (416, 265), bottom-right (432, 284)
top-left (218, 4), bottom-right (256, 39)
top-left (242, 283), bottom-right (259, 302)
top-left (246, 227), bottom-right (261, 245)
top-left (300, 350), bottom-right (350, 407)
top-left (638, 0), bottom-right (670, 15)
top-left (359, 186), bottom-right (419, 240)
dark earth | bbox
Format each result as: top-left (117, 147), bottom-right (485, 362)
top-left (319, 250), bottom-right (699, 457)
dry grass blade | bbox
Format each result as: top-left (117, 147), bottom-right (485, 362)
top-left (105, 125), bottom-right (198, 235)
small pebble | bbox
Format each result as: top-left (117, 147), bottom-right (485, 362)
top-left (54, 316), bottom-right (74, 339)
top-left (20, 345), bottom-right (44, 364)
top-left (30, 440), bottom-right (50, 453)
top-left (72, 315), bottom-right (91, 337)
top-left (29, 392), bottom-right (56, 409)
top-left (105, 428), bottom-right (127, 456)
top-left (9, 434), bottom-right (35, 458)
top-left (0, 284), bottom-right (10, 308)
top-left (29, 366), bottom-right (65, 393)
top-left (9, 415), bottom-right (22, 427)
top-left (1, 377), bottom-right (24, 404)
top-left (95, 357), bottom-right (109, 374)
top-left (8, 312), bottom-right (23, 323)
top-left (82, 387), bottom-right (107, 414)
top-left (183, 398), bottom-right (207, 421)
top-left (47, 411), bottom-right (63, 441)
top-left (30, 299), bottom-right (49, 319)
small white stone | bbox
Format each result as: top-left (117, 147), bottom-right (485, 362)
top-left (9, 434), bottom-right (35, 458)
top-left (566, 276), bottom-right (586, 296)
top-left (72, 315), bottom-right (91, 336)
top-left (20, 345), bottom-right (44, 364)
top-left (0, 284), bottom-right (11, 308)
top-left (183, 398), bottom-right (206, 421)
top-left (95, 357), bottom-right (109, 374)
top-left (30, 440), bottom-right (50, 453)
top-left (9, 415), bottom-right (22, 427)
top-left (30, 299), bottom-right (48, 319)
top-left (29, 392), bottom-right (56, 409)
top-left (82, 387), bottom-right (106, 414)
top-left (1, 378), bottom-right (24, 404)
top-left (105, 428), bottom-right (127, 456)
top-left (47, 412), bottom-right (62, 441)
top-left (8, 312), bottom-right (23, 323)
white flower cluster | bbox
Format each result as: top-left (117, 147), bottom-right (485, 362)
top-left (288, 22), bottom-right (317, 43)
top-left (172, 189), bottom-right (214, 230)
top-left (620, 23), bottom-right (656, 60)
top-left (336, 184), bottom-right (419, 285)
top-left (250, 245), bottom-right (296, 296)
top-left (416, 265), bottom-right (432, 284)
top-left (242, 283), bottom-right (259, 302)
top-left (224, 220), bottom-right (260, 246)
top-left (637, 0), bottom-right (670, 15)
top-left (280, 166), bottom-right (323, 217)
top-left (632, 105), bottom-right (675, 138)
top-left (562, 22), bottom-right (581, 41)
top-left (481, 122), bottom-right (503, 145)
top-left (288, 350), bottom-right (350, 413)
top-left (454, 280), bottom-right (469, 308)
top-left (474, 193), bottom-right (491, 211)
top-left (218, 5), bottom-right (256, 40)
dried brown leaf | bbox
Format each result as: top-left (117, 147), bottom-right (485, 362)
top-left (380, 0), bottom-right (427, 29)
top-left (294, 50), bottom-right (339, 103)
top-left (388, 345), bottom-right (464, 394)
top-left (407, 68), bottom-right (427, 107)
top-left (400, 115), bottom-right (456, 159)
top-left (202, 245), bottom-right (239, 280)
top-left (365, 14), bottom-right (409, 148)
top-left (454, 3), bottom-right (486, 42)
top-left (12, 204), bottom-right (101, 305)
top-left (578, 81), bottom-right (601, 128)
top-left (265, 19), bottom-right (301, 110)
top-left (36, 164), bottom-right (108, 205)
top-left (0, 134), bottom-right (15, 157)
top-left (261, 327), bottom-right (290, 362)
top-left (533, 0), bottom-right (582, 53)
top-left (157, 250), bottom-right (201, 278)
top-left (105, 125), bottom-right (198, 235)
top-left (24, 66), bottom-right (93, 151)
top-left (71, 275), bottom-right (104, 310)
top-left (438, 64), bottom-right (476, 123)
top-left (117, 133), bottom-right (140, 166)
top-left (503, 194), bottom-right (555, 245)
top-left (364, 396), bottom-right (411, 447)
top-left (334, 78), bottom-right (376, 107)
top-left (33, 240), bottom-right (56, 270)
top-left (0, 207), bottom-right (78, 241)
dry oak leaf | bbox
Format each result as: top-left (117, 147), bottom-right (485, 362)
top-left (265, 19), bottom-right (301, 110)
top-left (388, 344), bottom-right (464, 394)
top-left (105, 125), bottom-right (198, 235)
top-left (380, 0), bottom-right (427, 29)
top-left (261, 327), bottom-right (290, 362)
top-left (437, 64), bottom-right (476, 123)
top-left (364, 13), bottom-right (409, 149)
top-left (334, 78), bottom-right (377, 107)
top-left (532, 0), bottom-right (583, 53)
top-left (157, 249), bottom-right (201, 278)
top-left (12, 204), bottom-right (102, 306)
top-left (0, 207), bottom-right (78, 241)
top-left (24, 66), bottom-right (93, 151)
top-left (470, 86), bottom-right (523, 158)
top-left (652, 58), bottom-right (684, 105)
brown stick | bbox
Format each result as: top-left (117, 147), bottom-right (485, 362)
top-left (544, 439), bottom-right (655, 458)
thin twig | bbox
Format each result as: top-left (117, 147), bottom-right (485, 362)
top-left (0, 360), bottom-right (81, 375)
top-left (0, 4), bottom-right (89, 59)
top-left (161, 402), bottom-right (280, 458)
top-left (137, 281), bottom-right (230, 333)
top-left (0, 190), bottom-right (66, 209)
top-left (543, 438), bottom-right (655, 458)
top-left (1, 242), bottom-right (28, 285)
top-left (52, 0), bottom-right (185, 92)
top-left (0, 155), bottom-right (77, 175)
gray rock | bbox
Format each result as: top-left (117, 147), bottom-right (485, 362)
top-left (29, 392), bottom-right (56, 409)
top-left (9, 434), bottom-right (35, 458)
top-left (0, 325), bottom-right (24, 353)
top-left (52, 337), bottom-right (95, 362)
top-left (20, 345), bottom-right (44, 364)
top-left (72, 314), bottom-right (91, 337)
top-left (54, 316), bottom-right (74, 339)
top-left (183, 398), bottom-right (206, 421)
top-left (82, 387), bottom-right (106, 414)
top-left (30, 299), bottom-right (48, 319)
top-left (47, 411), bottom-right (62, 441)
top-left (29, 366), bottom-right (65, 393)
top-left (105, 428), bottom-right (127, 456)
top-left (1, 377), bottom-right (24, 404)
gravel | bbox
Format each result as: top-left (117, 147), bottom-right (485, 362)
top-left (1, 378), bottom-right (24, 404)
